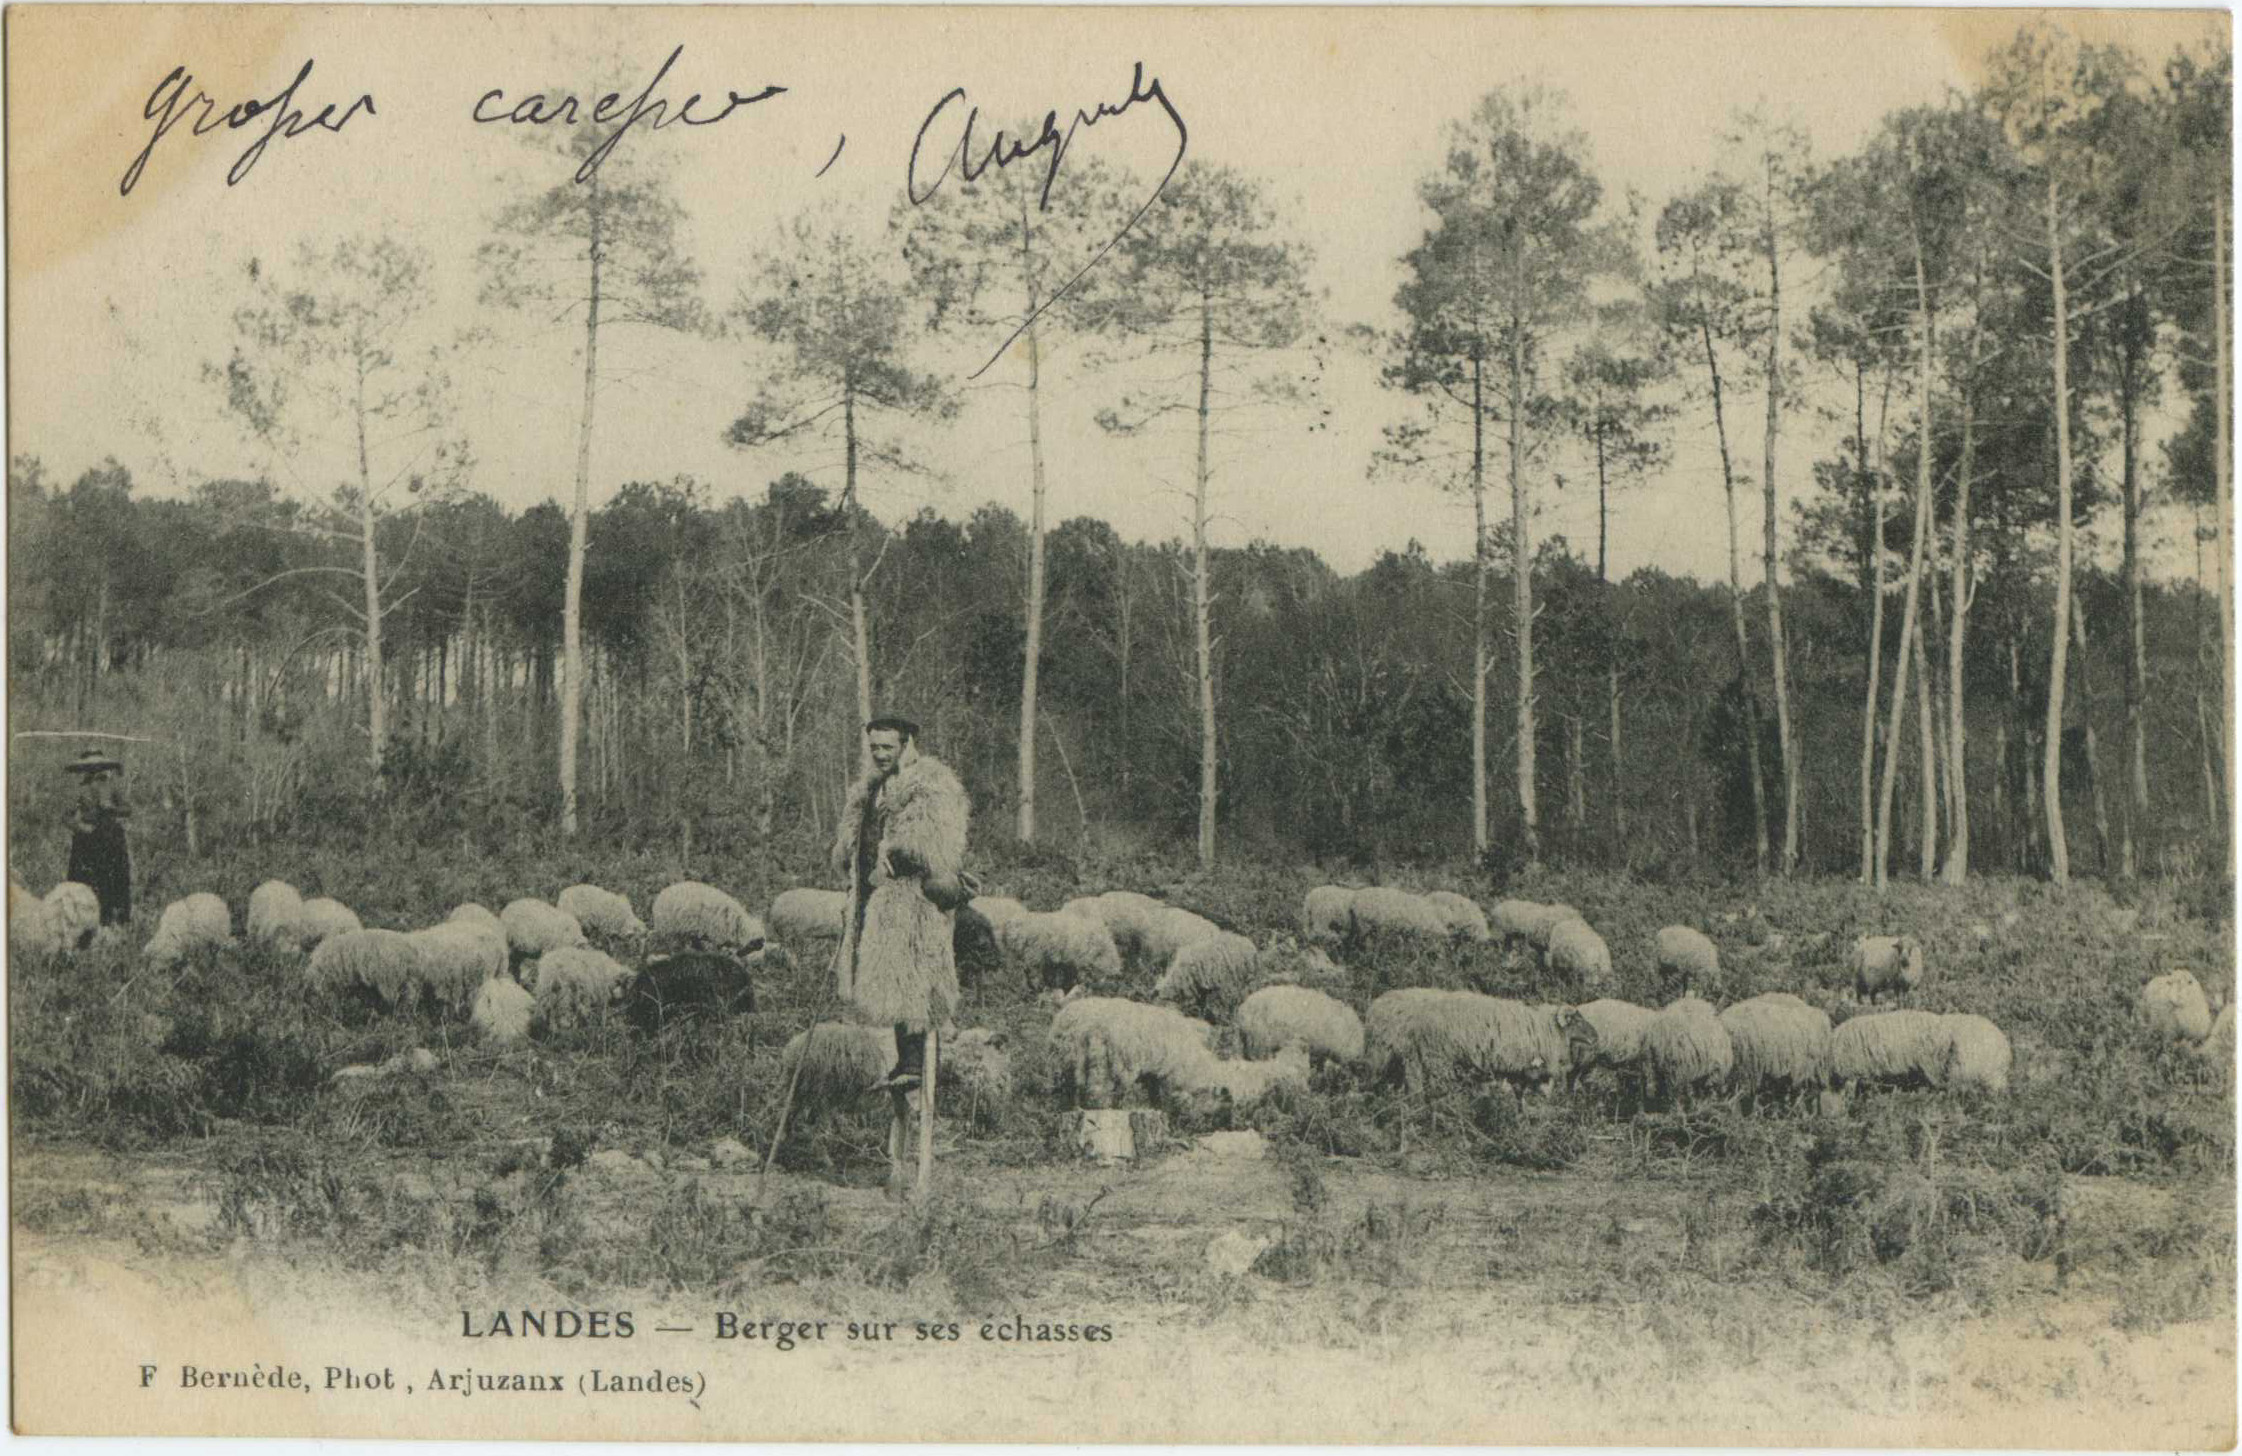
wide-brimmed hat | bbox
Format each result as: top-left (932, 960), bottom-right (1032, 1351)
top-left (64, 749), bottom-right (122, 776)
top-left (865, 714), bottom-right (921, 741)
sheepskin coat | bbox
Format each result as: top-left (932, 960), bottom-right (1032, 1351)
top-left (830, 750), bottom-right (970, 1030)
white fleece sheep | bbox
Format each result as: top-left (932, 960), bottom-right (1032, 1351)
top-left (966, 895), bottom-right (1028, 929)
top-left (1941, 1014), bottom-right (2013, 1094)
top-left (1654, 925), bottom-right (1720, 993)
top-left (1049, 997), bottom-right (1289, 1109)
top-left (470, 978), bottom-right (533, 1045)
top-left (298, 897), bottom-right (363, 949)
top-left (1570, 998), bottom-right (1655, 1086)
top-left (1830, 1010), bottom-right (2010, 1094)
top-left (306, 928), bottom-right (424, 1007)
top-left (1365, 989), bottom-right (1589, 1096)
top-left (1001, 910), bottom-right (1122, 992)
top-left (43, 882), bottom-right (99, 951)
top-left (2194, 1003), bottom-right (2235, 1067)
top-left (1849, 935), bottom-right (1926, 1003)
top-left (448, 902), bottom-right (502, 933)
top-left (1063, 891), bottom-right (1167, 965)
top-left (1422, 890), bottom-right (1493, 942)
top-left (1643, 996), bottom-right (1735, 1103)
top-left (501, 898), bottom-right (589, 961)
top-left (1301, 885), bottom-right (1357, 945)
top-left (650, 881), bottom-right (764, 952)
top-left (778, 1022), bottom-right (898, 1112)
top-left (1544, 917), bottom-right (1614, 991)
top-left (1348, 886), bottom-right (1452, 941)
top-left (558, 884), bottom-right (647, 942)
top-left (143, 893), bottom-right (233, 968)
top-left (1155, 931), bottom-right (1261, 1020)
top-left (404, 923), bottom-right (509, 1009)
top-left (530, 946), bottom-right (634, 1030)
top-left (1235, 984), bottom-right (1364, 1065)
top-left (1491, 900), bottom-right (1583, 950)
top-left (1134, 905), bottom-right (1223, 969)
top-left (768, 887), bottom-right (849, 944)
top-left (247, 880), bottom-right (305, 947)
top-left (2142, 971), bottom-right (2215, 1044)
top-left (1719, 992), bottom-right (1832, 1099)
top-left (10, 881), bottom-right (62, 959)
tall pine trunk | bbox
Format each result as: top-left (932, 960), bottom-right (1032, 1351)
top-left (1858, 366), bottom-right (1887, 884)
top-left (1193, 286), bottom-right (1218, 869)
top-left (2216, 206), bottom-right (2234, 880)
top-left (1916, 608), bottom-right (1938, 879)
top-left (1471, 354), bottom-right (1490, 857)
top-left (2119, 289), bottom-right (2148, 877)
top-left (1016, 191), bottom-right (1048, 842)
top-left (2072, 593), bottom-right (2111, 873)
top-left (561, 173), bottom-right (602, 836)
top-left (1760, 199), bottom-right (1800, 875)
top-left (354, 363), bottom-right (386, 772)
top-left (1941, 353), bottom-right (1977, 884)
top-left (1509, 328), bottom-right (1539, 866)
top-left (1598, 430), bottom-right (1624, 844)
top-left (1703, 321), bottom-right (1766, 877)
top-left (844, 385), bottom-right (873, 768)
top-left (1877, 226), bottom-right (1936, 892)
top-left (2043, 170), bottom-right (2075, 887)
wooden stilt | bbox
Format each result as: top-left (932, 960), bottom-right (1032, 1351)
top-left (755, 1053), bottom-right (805, 1206)
top-left (886, 1087), bottom-right (909, 1201)
top-left (915, 1026), bottom-right (939, 1198)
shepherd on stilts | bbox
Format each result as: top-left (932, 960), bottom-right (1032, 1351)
top-left (831, 714), bottom-right (972, 1200)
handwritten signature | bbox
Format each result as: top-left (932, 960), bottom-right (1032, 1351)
top-left (908, 62), bottom-right (1188, 377)
top-left (120, 60), bottom-right (376, 198)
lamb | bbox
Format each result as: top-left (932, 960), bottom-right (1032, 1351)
top-left (1849, 934), bottom-right (1926, 1003)
top-left (649, 881), bottom-right (765, 953)
top-left (306, 928), bottom-right (425, 1008)
top-left (1422, 890), bottom-right (1493, 943)
top-left (1830, 1010), bottom-right (2011, 1094)
top-left (247, 879), bottom-right (306, 947)
top-left (42, 882), bottom-right (99, 951)
top-left (403, 923), bottom-right (509, 1009)
top-left (529, 946), bottom-right (634, 1030)
top-left (1049, 997), bottom-right (1288, 1110)
top-left (1347, 886), bottom-right (1452, 942)
top-left (1568, 998), bottom-right (1655, 1089)
top-left (1301, 885), bottom-right (1357, 945)
top-left (1719, 992), bottom-right (1832, 1102)
top-left (1000, 910), bottom-right (1122, 992)
top-left (143, 892), bottom-right (233, 968)
top-left (768, 887), bottom-right (848, 944)
top-left (470, 977), bottom-right (533, 1046)
top-left (1544, 917), bottom-right (1614, 992)
top-left (557, 883), bottom-right (647, 943)
top-left (1234, 984), bottom-right (1364, 1066)
top-left (298, 897), bottom-right (363, 949)
top-left (1364, 988), bottom-right (1593, 1096)
top-left (620, 950), bottom-right (755, 1034)
top-left (1154, 931), bottom-right (1261, 1021)
top-left (501, 898), bottom-right (590, 962)
top-left (2141, 971), bottom-right (2215, 1045)
top-left (1654, 925), bottom-right (1721, 994)
top-left (1643, 996), bottom-right (1735, 1105)
top-left (1134, 905), bottom-right (1222, 970)
top-left (447, 902), bottom-right (503, 934)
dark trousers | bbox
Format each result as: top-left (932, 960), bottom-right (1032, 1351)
top-left (67, 825), bottom-right (131, 925)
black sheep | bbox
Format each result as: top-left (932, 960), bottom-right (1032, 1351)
top-left (622, 950), bottom-right (755, 1035)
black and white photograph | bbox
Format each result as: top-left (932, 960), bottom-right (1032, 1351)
top-left (5, 4), bottom-right (2236, 1443)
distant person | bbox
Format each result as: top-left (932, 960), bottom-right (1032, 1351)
top-left (64, 749), bottom-right (132, 925)
top-left (830, 715), bottom-right (971, 1093)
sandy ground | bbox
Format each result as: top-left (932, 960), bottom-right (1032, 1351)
top-left (12, 1140), bottom-right (2237, 1445)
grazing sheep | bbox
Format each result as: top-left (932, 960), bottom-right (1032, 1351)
top-left (1643, 996), bottom-right (1735, 1105)
top-left (1569, 998), bottom-right (1655, 1090)
top-left (1049, 997), bottom-right (1281, 1109)
top-left (939, 1026), bottom-right (1014, 1116)
top-left (1134, 905), bottom-right (1223, 970)
top-left (298, 897), bottom-right (363, 950)
top-left (1654, 925), bottom-right (1720, 994)
top-left (502, 898), bottom-right (589, 961)
top-left (2193, 1003), bottom-right (2235, 1067)
top-left (1491, 900), bottom-right (1583, 950)
top-left (306, 928), bottom-right (424, 1008)
top-left (1001, 910), bottom-right (1122, 992)
top-left (1422, 890), bottom-right (1493, 943)
top-left (1720, 992), bottom-right (1832, 1103)
top-left (1155, 931), bottom-right (1261, 1021)
top-left (779, 1021), bottom-right (897, 1111)
top-left (404, 923), bottom-right (508, 1009)
top-left (1348, 886), bottom-right (1452, 942)
top-left (143, 892), bottom-right (233, 968)
top-left (950, 901), bottom-right (1004, 985)
top-left (1941, 1014), bottom-right (2013, 1094)
top-left (1365, 989), bottom-right (1591, 1096)
top-left (43, 882), bottom-right (99, 951)
top-left (247, 879), bottom-right (306, 947)
top-left (1235, 984), bottom-right (1364, 1066)
top-left (621, 950), bottom-right (755, 1034)
top-left (1544, 917), bottom-right (1614, 992)
top-left (558, 884), bottom-right (647, 942)
top-left (10, 881), bottom-right (61, 959)
top-left (769, 887), bottom-right (849, 945)
top-left (1212, 1046), bottom-right (1312, 1104)
top-left (1063, 892), bottom-right (1168, 965)
top-left (967, 895), bottom-right (1028, 929)
top-left (650, 881), bottom-right (764, 953)
top-left (448, 902), bottom-right (502, 933)
top-left (1301, 885), bottom-right (1357, 945)
top-left (2142, 971), bottom-right (2215, 1045)
top-left (529, 946), bottom-right (634, 1030)
top-left (470, 977), bottom-right (533, 1046)
top-left (1849, 934), bottom-right (1926, 1003)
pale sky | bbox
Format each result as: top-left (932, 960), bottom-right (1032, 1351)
top-left (6, 6), bottom-right (2228, 587)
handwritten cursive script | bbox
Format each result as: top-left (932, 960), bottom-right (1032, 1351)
top-left (120, 60), bottom-right (376, 198)
top-left (908, 62), bottom-right (1188, 378)
top-left (474, 45), bottom-right (786, 184)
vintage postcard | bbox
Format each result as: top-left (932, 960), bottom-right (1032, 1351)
top-left (5, 2), bottom-right (2236, 1444)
